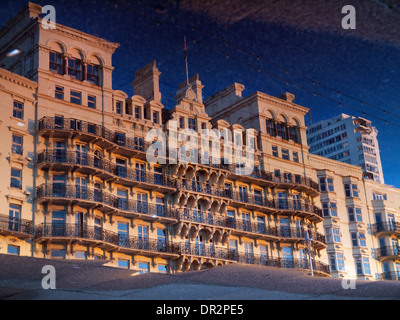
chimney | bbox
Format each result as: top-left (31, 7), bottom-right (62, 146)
top-left (175, 74), bottom-right (204, 103)
top-left (279, 92), bottom-right (295, 103)
top-left (131, 61), bottom-right (161, 102)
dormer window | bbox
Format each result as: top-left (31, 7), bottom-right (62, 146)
top-left (188, 118), bottom-right (196, 130)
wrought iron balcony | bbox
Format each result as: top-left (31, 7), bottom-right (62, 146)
top-left (376, 246), bottom-right (400, 260)
top-left (376, 272), bottom-right (400, 281)
top-left (229, 251), bottom-right (330, 275)
top-left (37, 149), bottom-right (173, 189)
top-left (34, 223), bottom-right (180, 256)
top-left (35, 183), bottom-right (175, 220)
top-left (372, 221), bottom-right (400, 236)
top-left (0, 214), bottom-right (32, 238)
top-left (38, 117), bottom-right (152, 157)
top-left (178, 242), bottom-right (232, 261)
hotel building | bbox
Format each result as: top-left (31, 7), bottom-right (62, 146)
top-left (306, 113), bottom-right (384, 184)
top-left (0, 2), bottom-right (398, 280)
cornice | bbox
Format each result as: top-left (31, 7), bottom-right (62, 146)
top-left (38, 18), bottom-right (120, 53)
top-left (0, 68), bottom-right (38, 90)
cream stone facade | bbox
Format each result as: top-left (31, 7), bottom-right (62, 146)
top-left (0, 2), bottom-right (397, 280)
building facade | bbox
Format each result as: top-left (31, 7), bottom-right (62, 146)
top-left (0, 3), bottom-right (398, 280)
top-left (306, 113), bottom-right (384, 184)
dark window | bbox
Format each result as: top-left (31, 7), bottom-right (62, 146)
top-left (49, 51), bottom-right (63, 74)
top-left (188, 118), bottom-right (196, 130)
top-left (10, 168), bottom-right (22, 189)
top-left (88, 95), bottom-right (96, 109)
top-left (116, 101), bottom-right (122, 114)
top-left (68, 58), bottom-right (82, 80)
top-left (266, 119), bottom-right (275, 136)
top-left (87, 64), bottom-right (99, 85)
top-left (272, 146), bottom-right (279, 157)
top-left (115, 132), bottom-right (126, 146)
top-left (13, 101), bottom-right (24, 120)
top-left (282, 149), bottom-right (290, 160)
top-left (153, 111), bottom-right (159, 124)
top-left (12, 134), bottom-right (23, 155)
top-left (276, 123), bottom-right (288, 140)
top-left (55, 86), bottom-right (64, 99)
top-left (70, 91), bottom-right (82, 104)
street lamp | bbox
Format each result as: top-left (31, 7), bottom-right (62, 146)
top-left (304, 231), bottom-right (314, 277)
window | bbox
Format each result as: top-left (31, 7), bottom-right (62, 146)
top-left (276, 123), bottom-right (288, 140)
top-left (156, 197), bottom-right (165, 216)
top-left (70, 90), bottom-right (82, 104)
top-left (265, 119), bottom-right (275, 136)
top-left (158, 264), bottom-right (168, 273)
top-left (114, 132), bottom-right (126, 146)
top-left (351, 232), bottom-right (366, 247)
top-left (330, 253), bottom-right (345, 272)
top-left (74, 251), bottom-right (87, 259)
top-left (153, 111), bottom-right (159, 124)
top-left (13, 101), bottom-right (24, 119)
top-left (87, 64), bottom-right (99, 85)
top-left (49, 51), bottom-right (63, 74)
top-left (356, 257), bottom-right (371, 275)
top-left (348, 207), bottom-right (363, 222)
top-left (293, 152), bottom-right (299, 163)
top-left (11, 134), bottom-right (23, 155)
top-left (325, 227), bottom-right (341, 243)
top-left (288, 126), bottom-right (298, 143)
top-left (55, 86), bottom-right (64, 99)
top-left (139, 262), bottom-right (150, 274)
top-left (179, 117), bottom-right (185, 129)
top-left (134, 107), bottom-right (141, 119)
top-left (118, 259), bottom-right (129, 268)
top-left (118, 222), bottom-right (129, 247)
top-left (117, 189), bottom-right (128, 210)
top-left (188, 118), bottom-right (196, 130)
top-left (88, 95), bottom-right (96, 109)
top-left (344, 183), bottom-right (359, 197)
top-left (7, 245), bottom-right (20, 255)
top-left (116, 101), bottom-right (122, 114)
top-left (68, 58), bottom-right (82, 80)
top-left (320, 177), bottom-right (334, 192)
top-left (373, 192), bottom-right (387, 200)
top-left (272, 145), bottom-right (279, 157)
top-left (9, 204), bottom-right (21, 231)
top-left (322, 202), bottom-right (337, 217)
top-left (10, 168), bottom-right (22, 189)
top-left (282, 149), bottom-right (290, 160)
top-left (51, 249), bottom-right (66, 259)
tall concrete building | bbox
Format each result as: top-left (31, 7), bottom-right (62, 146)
top-left (306, 113), bottom-right (384, 184)
top-left (0, 2), bottom-right (398, 281)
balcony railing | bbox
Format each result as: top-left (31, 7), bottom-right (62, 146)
top-left (372, 221), bottom-right (400, 235)
top-left (34, 223), bottom-right (180, 255)
top-left (38, 117), bottom-right (319, 193)
top-left (376, 246), bottom-right (400, 259)
top-left (172, 209), bottom-right (326, 245)
top-left (37, 149), bottom-right (172, 188)
top-left (179, 242), bottom-right (231, 260)
top-left (38, 117), bottom-right (152, 153)
top-left (376, 272), bottom-right (400, 281)
top-left (35, 183), bottom-right (174, 219)
top-left (228, 251), bottom-right (330, 275)
top-left (0, 214), bottom-right (32, 236)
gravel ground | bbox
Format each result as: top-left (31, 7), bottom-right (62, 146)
top-left (0, 254), bottom-right (399, 300)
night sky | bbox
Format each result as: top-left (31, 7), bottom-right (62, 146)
top-left (1, 0), bottom-right (400, 187)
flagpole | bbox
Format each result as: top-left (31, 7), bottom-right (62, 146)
top-left (184, 35), bottom-right (189, 87)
